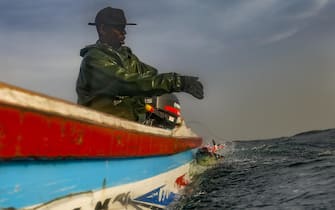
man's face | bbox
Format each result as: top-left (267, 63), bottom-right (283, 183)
top-left (100, 24), bottom-right (126, 49)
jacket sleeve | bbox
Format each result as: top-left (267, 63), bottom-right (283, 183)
top-left (120, 46), bottom-right (158, 79)
top-left (82, 48), bottom-right (183, 97)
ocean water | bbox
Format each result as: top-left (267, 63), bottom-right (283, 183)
top-left (172, 128), bottom-right (335, 210)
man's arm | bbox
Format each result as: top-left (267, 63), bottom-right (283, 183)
top-left (82, 48), bottom-right (183, 97)
top-left (118, 46), bottom-right (158, 79)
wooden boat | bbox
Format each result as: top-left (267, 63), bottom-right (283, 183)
top-left (0, 82), bottom-right (202, 210)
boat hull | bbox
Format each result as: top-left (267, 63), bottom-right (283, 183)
top-left (0, 82), bottom-right (201, 160)
top-left (0, 150), bottom-right (196, 209)
top-left (0, 82), bottom-right (202, 209)
top-left (0, 103), bottom-right (201, 160)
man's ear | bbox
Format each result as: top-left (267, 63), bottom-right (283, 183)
top-left (98, 24), bottom-right (106, 36)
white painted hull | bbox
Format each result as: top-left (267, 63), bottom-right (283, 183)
top-left (22, 163), bottom-right (192, 210)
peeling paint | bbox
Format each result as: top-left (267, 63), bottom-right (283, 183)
top-left (14, 145), bottom-right (21, 156)
top-left (102, 178), bottom-right (107, 189)
top-left (53, 185), bottom-right (76, 194)
top-left (75, 135), bottom-right (83, 145)
top-left (0, 198), bottom-right (9, 203)
top-left (14, 184), bottom-right (21, 193)
top-left (0, 125), bottom-right (5, 139)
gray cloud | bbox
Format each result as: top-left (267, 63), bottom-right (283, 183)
top-left (1, 0), bottom-right (335, 140)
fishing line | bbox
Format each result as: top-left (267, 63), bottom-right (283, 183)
top-left (186, 120), bottom-right (229, 142)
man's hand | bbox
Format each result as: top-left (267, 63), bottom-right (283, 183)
top-left (180, 76), bottom-right (204, 99)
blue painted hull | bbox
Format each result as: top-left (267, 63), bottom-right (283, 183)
top-left (0, 150), bottom-right (195, 209)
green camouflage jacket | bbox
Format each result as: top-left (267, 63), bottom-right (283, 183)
top-left (76, 41), bottom-right (183, 121)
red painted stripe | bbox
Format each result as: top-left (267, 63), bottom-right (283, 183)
top-left (0, 104), bottom-right (202, 160)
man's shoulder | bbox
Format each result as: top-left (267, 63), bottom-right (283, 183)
top-left (80, 43), bottom-right (120, 59)
top-left (80, 44), bottom-right (96, 56)
top-left (118, 46), bottom-right (134, 55)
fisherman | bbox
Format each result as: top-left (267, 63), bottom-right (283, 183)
top-left (76, 7), bottom-right (204, 122)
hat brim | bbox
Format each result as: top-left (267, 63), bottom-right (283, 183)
top-left (88, 22), bottom-right (137, 26)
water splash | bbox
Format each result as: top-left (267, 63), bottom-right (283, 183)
top-left (173, 128), bottom-right (335, 209)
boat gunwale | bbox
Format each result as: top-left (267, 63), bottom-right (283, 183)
top-left (0, 81), bottom-right (198, 138)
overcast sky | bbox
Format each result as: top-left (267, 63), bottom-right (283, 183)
top-left (1, 0), bottom-right (335, 140)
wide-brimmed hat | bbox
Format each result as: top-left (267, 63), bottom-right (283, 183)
top-left (88, 7), bottom-right (136, 26)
